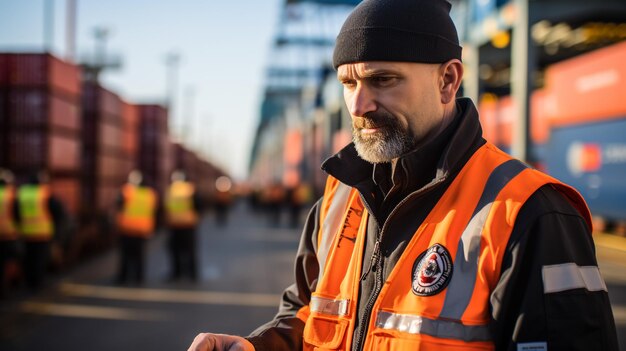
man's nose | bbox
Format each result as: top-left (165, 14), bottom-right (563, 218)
top-left (348, 85), bottom-right (377, 117)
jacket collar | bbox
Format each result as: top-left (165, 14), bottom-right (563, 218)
top-left (322, 98), bottom-right (484, 196)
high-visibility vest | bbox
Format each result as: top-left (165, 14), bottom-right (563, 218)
top-left (0, 185), bottom-right (19, 240)
top-left (165, 181), bottom-right (198, 228)
top-left (18, 185), bottom-right (54, 241)
top-left (117, 184), bottom-right (157, 238)
top-left (299, 143), bottom-right (591, 351)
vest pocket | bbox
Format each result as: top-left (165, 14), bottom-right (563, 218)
top-left (303, 315), bottom-right (348, 350)
top-left (369, 330), bottom-right (494, 351)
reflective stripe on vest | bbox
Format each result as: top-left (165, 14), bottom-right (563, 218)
top-left (0, 186), bottom-right (18, 238)
top-left (18, 185), bottom-right (53, 240)
top-left (165, 181), bottom-right (198, 227)
top-left (303, 143), bottom-right (591, 351)
top-left (118, 185), bottom-right (157, 237)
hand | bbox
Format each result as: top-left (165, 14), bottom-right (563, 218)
top-left (187, 333), bottom-right (255, 351)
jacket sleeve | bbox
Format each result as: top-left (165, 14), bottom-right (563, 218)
top-left (490, 185), bottom-right (619, 351)
top-left (246, 198), bottom-right (322, 351)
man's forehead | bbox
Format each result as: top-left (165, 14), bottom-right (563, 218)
top-left (337, 61), bottom-right (404, 77)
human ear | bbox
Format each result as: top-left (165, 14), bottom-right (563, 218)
top-left (439, 59), bottom-right (463, 104)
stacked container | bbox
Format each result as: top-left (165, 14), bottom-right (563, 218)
top-left (137, 104), bottom-right (172, 196)
top-left (0, 53), bottom-right (82, 217)
top-left (81, 82), bottom-right (128, 216)
top-left (544, 41), bottom-right (626, 223)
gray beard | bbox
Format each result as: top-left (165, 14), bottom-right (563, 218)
top-left (353, 125), bottom-right (415, 164)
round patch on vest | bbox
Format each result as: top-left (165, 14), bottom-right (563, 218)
top-left (411, 244), bottom-right (453, 296)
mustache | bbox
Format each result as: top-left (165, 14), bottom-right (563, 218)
top-left (352, 111), bottom-right (395, 129)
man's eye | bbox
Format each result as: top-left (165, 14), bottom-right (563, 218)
top-left (342, 80), bottom-right (357, 88)
top-left (372, 76), bottom-right (395, 85)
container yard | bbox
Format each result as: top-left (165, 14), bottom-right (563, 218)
top-left (1, 1), bottom-right (626, 350)
top-left (0, 52), bottom-right (229, 264)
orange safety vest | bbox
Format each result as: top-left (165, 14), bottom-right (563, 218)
top-left (165, 181), bottom-right (198, 228)
top-left (0, 185), bottom-right (19, 240)
top-left (18, 185), bottom-right (54, 241)
top-left (299, 143), bottom-right (591, 351)
top-left (117, 184), bottom-right (157, 238)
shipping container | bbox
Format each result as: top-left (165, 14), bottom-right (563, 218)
top-left (50, 176), bottom-right (81, 218)
top-left (545, 41), bottom-right (626, 127)
top-left (7, 88), bottom-right (81, 133)
top-left (8, 129), bottom-right (81, 173)
top-left (546, 117), bottom-right (626, 222)
top-left (0, 53), bottom-right (81, 97)
top-left (121, 101), bottom-right (139, 155)
top-left (81, 82), bottom-right (122, 125)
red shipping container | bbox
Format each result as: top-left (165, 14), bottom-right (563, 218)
top-left (494, 92), bottom-right (552, 148)
top-left (0, 55), bottom-right (8, 85)
top-left (0, 54), bottom-right (81, 97)
top-left (8, 88), bottom-right (80, 132)
top-left (82, 83), bottom-right (122, 124)
top-left (50, 177), bottom-right (81, 217)
top-left (96, 182), bottom-right (120, 211)
top-left (121, 102), bottom-right (139, 155)
top-left (545, 41), bottom-right (626, 126)
top-left (98, 121), bottom-right (123, 151)
top-left (9, 130), bottom-right (80, 172)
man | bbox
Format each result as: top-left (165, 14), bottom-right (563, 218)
top-left (0, 169), bottom-right (19, 295)
top-left (14, 170), bottom-right (67, 290)
top-left (189, 0), bottom-right (618, 350)
top-left (115, 170), bottom-right (158, 284)
top-left (165, 170), bottom-right (202, 281)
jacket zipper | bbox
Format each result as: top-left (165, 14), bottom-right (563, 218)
top-left (352, 177), bottom-right (446, 351)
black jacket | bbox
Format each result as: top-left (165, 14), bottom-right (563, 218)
top-left (247, 98), bottom-right (618, 351)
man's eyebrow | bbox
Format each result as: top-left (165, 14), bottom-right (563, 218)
top-left (338, 69), bottom-right (401, 81)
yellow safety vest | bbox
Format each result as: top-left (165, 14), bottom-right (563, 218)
top-left (117, 184), bottom-right (157, 238)
top-left (165, 181), bottom-right (198, 228)
top-left (0, 185), bottom-right (19, 240)
top-left (299, 143), bottom-right (591, 351)
top-left (18, 185), bottom-right (54, 241)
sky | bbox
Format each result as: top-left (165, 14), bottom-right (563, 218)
top-left (0, 0), bottom-right (284, 180)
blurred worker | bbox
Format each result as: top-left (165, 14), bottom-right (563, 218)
top-left (0, 169), bottom-right (19, 295)
top-left (213, 176), bottom-right (233, 227)
top-left (15, 170), bottom-right (67, 291)
top-left (115, 170), bottom-right (157, 285)
top-left (165, 170), bottom-right (202, 281)
top-left (287, 182), bottom-right (312, 228)
top-left (189, 0), bottom-right (618, 350)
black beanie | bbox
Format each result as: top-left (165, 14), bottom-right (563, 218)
top-left (332, 0), bottom-right (462, 69)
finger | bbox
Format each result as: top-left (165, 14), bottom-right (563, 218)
top-left (188, 333), bottom-right (215, 351)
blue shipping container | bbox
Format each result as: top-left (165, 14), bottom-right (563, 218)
top-left (546, 118), bottom-right (626, 221)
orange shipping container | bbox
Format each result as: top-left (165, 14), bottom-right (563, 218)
top-left (545, 41), bottom-right (626, 126)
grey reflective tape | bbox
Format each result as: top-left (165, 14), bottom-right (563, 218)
top-left (376, 311), bottom-right (492, 342)
top-left (318, 183), bottom-right (352, 277)
top-left (310, 296), bottom-right (350, 316)
top-left (542, 263), bottom-right (608, 293)
top-left (441, 160), bottom-right (528, 320)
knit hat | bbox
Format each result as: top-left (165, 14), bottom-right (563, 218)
top-left (332, 0), bottom-right (462, 69)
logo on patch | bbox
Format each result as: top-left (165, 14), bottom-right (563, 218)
top-left (412, 244), bottom-right (453, 296)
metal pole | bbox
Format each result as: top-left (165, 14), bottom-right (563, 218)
top-left (44, 0), bottom-right (54, 52)
top-left (66, 0), bottom-right (77, 62)
top-left (463, 44), bottom-right (480, 103)
top-left (165, 52), bottom-right (181, 137)
top-left (511, 0), bottom-right (531, 162)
